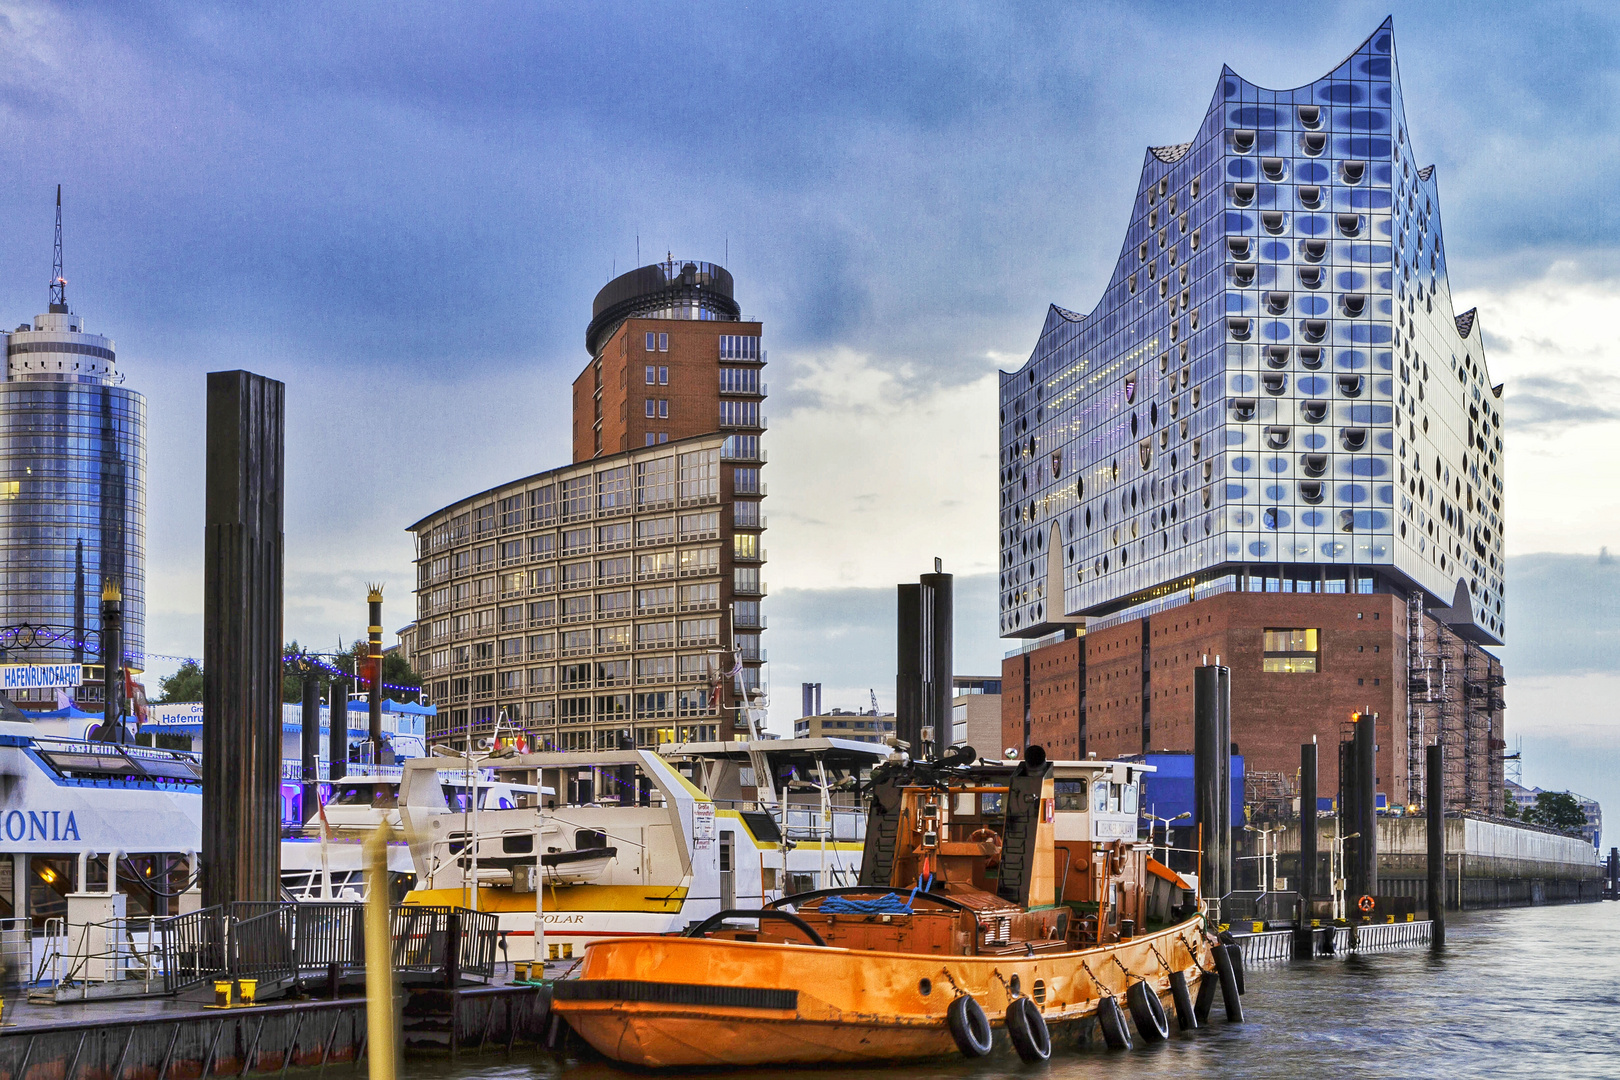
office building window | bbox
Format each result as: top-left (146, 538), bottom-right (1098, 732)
top-left (733, 467), bottom-right (760, 494)
top-left (719, 367), bottom-right (758, 394)
top-left (733, 501), bottom-right (760, 527)
top-left (719, 400), bottom-right (758, 427)
top-left (646, 399), bottom-right (656, 418)
top-left (659, 366), bottom-right (668, 384)
top-left (645, 365), bottom-right (657, 384)
top-left (733, 534), bottom-right (759, 560)
top-left (658, 333), bottom-right (668, 351)
top-left (719, 335), bottom-right (760, 360)
top-left (1263, 628), bottom-right (1319, 673)
top-left (645, 332), bottom-right (656, 351)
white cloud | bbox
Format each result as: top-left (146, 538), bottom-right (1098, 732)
top-left (764, 348), bottom-right (1001, 590)
top-left (1454, 266), bottom-right (1620, 555)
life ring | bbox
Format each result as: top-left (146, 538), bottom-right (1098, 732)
top-left (1105, 839), bottom-right (1129, 876)
top-left (1005, 996), bottom-right (1052, 1062)
top-left (1357, 894), bottom-right (1376, 913)
top-left (1126, 980), bottom-right (1170, 1043)
top-left (946, 993), bottom-right (993, 1058)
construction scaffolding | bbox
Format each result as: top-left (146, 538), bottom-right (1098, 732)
top-left (1406, 593), bottom-right (1503, 815)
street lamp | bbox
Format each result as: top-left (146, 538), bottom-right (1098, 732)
top-left (1245, 823), bottom-right (1283, 894)
top-left (1144, 810), bottom-right (1191, 866)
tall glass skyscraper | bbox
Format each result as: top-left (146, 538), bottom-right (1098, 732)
top-left (999, 18), bottom-right (1501, 645)
top-left (0, 207), bottom-right (146, 698)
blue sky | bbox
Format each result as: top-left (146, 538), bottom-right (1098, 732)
top-left (0, 2), bottom-right (1615, 815)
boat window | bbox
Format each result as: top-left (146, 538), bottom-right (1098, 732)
top-left (1122, 782), bottom-right (1139, 816)
top-left (502, 834), bottom-right (534, 855)
top-left (954, 792), bottom-right (977, 816)
top-left (1092, 780), bottom-right (1110, 815)
top-left (576, 829), bottom-right (609, 850)
top-left (981, 792), bottom-right (1004, 817)
top-left (1055, 779), bottom-right (1088, 811)
top-left (442, 785), bottom-right (490, 811)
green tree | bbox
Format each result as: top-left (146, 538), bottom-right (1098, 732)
top-left (1522, 791), bottom-right (1587, 834)
top-left (156, 660), bottom-right (203, 703)
top-left (1502, 790), bottom-right (1520, 819)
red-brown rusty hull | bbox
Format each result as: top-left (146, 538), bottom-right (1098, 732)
top-left (552, 913), bottom-right (1211, 1067)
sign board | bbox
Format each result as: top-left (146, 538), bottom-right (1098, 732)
top-left (692, 801), bottom-right (716, 849)
top-left (0, 663), bottom-right (82, 690)
top-left (147, 702), bottom-right (204, 727)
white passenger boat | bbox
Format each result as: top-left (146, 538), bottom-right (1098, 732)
top-left (397, 738), bottom-right (887, 962)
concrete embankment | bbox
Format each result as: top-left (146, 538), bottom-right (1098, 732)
top-left (0, 984), bottom-right (551, 1080)
top-left (1274, 813), bottom-right (1602, 908)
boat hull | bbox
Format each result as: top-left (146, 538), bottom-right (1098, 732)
top-left (553, 913), bottom-right (1211, 1067)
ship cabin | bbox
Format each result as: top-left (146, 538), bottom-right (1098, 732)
top-left (694, 751), bottom-right (1186, 957)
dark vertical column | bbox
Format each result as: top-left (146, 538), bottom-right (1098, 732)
top-left (329, 679), bottom-right (348, 782)
top-left (73, 540), bottom-right (85, 666)
top-left (202, 370), bottom-right (285, 908)
top-left (100, 582), bottom-right (123, 742)
top-left (368, 587), bottom-right (384, 755)
top-left (301, 674), bottom-right (320, 825)
top-left (1427, 742), bottom-right (1445, 946)
top-left (1193, 664), bottom-right (1230, 905)
top-left (1299, 739), bottom-right (1318, 901)
top-left (920, 564), bottom-right (952, 760)
top-left (1295, 739), bottom-right (1318, 958)
top-left (1357, 712), bottom-right (1378, 904)
top-left (1217, 664), bottom-right (1232, 855)
top-left (895, 583), bottom-right (922, 754)
top-left (1341, 734), bottom-right (1361, 903)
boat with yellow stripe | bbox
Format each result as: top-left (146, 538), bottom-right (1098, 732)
top-left (395, 739), bottom-right (886, 962)
top-left (551, 746), bottom-right (1242, 1066)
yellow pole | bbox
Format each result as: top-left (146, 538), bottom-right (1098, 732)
top-left (364, 824), bottom-right (398, 1080)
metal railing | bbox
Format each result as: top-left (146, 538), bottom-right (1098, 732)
top-left (29, 901), bottom-right (493, 1001)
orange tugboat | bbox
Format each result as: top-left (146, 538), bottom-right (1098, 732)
top-left (552, 747), bottom-right (1242, 1066)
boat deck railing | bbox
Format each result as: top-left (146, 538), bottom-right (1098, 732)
top-left (26, 901), bottom-right (495, 1001)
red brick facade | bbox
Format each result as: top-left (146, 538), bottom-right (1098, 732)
top-left (573, 317), bottom-right (763, 462)
top-left (1001, 591), bottom-right (1468, 808)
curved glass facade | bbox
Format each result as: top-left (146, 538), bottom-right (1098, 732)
top-left (0, 324), bottom-right (146, 673)
top-left (999, 18), bottom-right (1503, 645)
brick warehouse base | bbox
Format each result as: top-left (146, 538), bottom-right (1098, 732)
top-left (1003, 589), bottom-right (1504, 814)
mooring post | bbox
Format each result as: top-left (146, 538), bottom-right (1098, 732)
top-left (1427, 742), bottom-right (1445, 949)
top-left (1295, 739), bottom-right (1318, 959)
top-left (445, 910), bottom-right (462, 989)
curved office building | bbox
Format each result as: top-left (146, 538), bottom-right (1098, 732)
top-left (999, 18), bottom-right (1502, 645)
top-left (0, 300), bottom-right (146, 692)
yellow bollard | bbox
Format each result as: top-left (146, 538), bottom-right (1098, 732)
top-left (212, 980), bottom-right (234, 1009)
top-left (239, 979), bottom-right (258, 1005)
top-left (364, 824), bottom-right (400, 1080)
top-left (514, 961), bottom-right (530, 983)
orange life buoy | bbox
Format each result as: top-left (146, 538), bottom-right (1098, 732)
top-left (1357, 894), bottom-right (1376, 913)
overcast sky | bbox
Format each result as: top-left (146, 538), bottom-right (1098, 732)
top-left (0, 2), bottom-right (1615, 812)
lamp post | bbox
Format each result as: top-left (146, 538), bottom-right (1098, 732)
top-left (1245, 824), bottom-right (1283, 894)
top-left (1145, 809), bottom-right (1191, 866)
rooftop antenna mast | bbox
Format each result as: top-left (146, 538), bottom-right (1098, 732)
top-left (50, 184), bottom-right (67, 313)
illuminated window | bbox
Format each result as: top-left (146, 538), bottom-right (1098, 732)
top-left (1262, 628), bottom-right (1319, 673)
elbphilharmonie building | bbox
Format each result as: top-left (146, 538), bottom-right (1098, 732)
top-left (998, 21), bottom-right (1504, 813)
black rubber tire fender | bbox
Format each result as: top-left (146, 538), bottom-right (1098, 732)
top-left (1005, 996), bottom-right (1052, 1063)
top-left (1126, 980), bottom-right (1170, 1043)
top-left (1169, 968), bottom-right (1197, 1031)
top-left (1096, 994), bottom-right (1133, 1050)
top-left (1227, 942), bottom-right (1246, 994)
top-left (1212, 940), bottom-right (1244, 1022)
top-left (947, 993), bottom-right (994, 1058)
top-left (1193, 966), bottom-right (1217, 1024)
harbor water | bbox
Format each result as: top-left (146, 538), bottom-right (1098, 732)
top-left (412, 903), bottom-right (1620, 1080)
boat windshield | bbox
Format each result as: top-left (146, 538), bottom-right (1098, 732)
top-left (331, 783), bottom-right (398, 808)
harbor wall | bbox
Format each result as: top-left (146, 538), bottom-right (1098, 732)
top-left (1272, 813), bottom-right (1602, 910)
